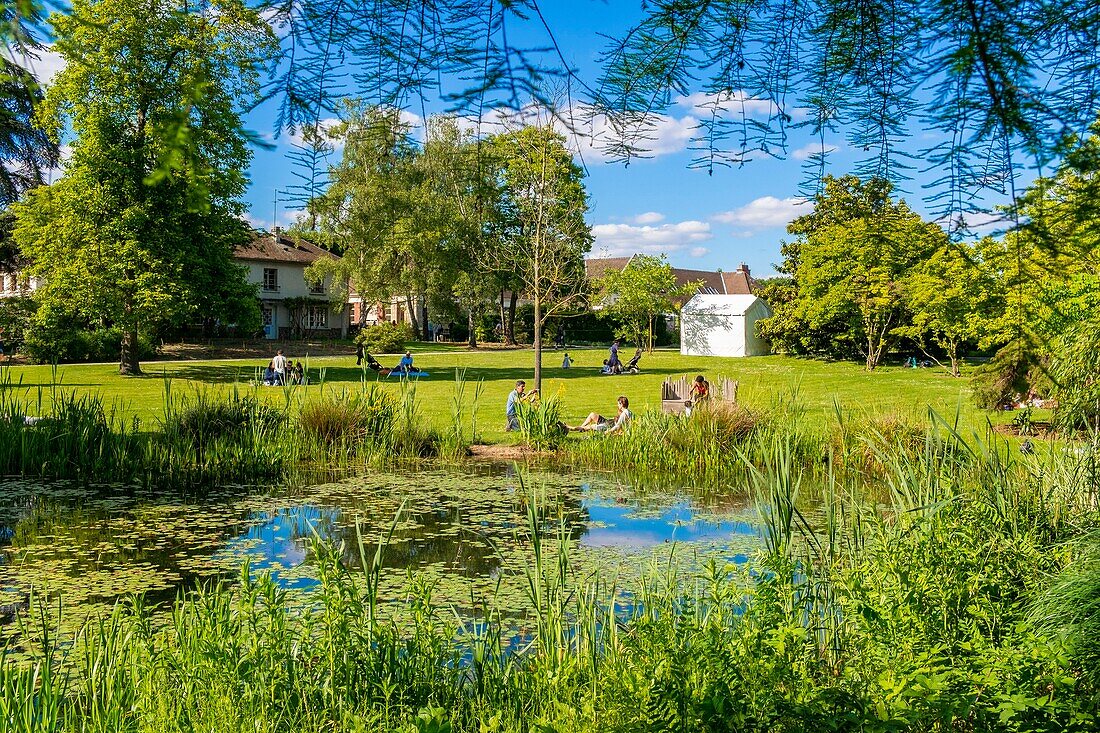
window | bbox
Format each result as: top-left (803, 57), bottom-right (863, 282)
top-left (306, 306), bottom-right (328, 329)
top-left (261, 305), bottom-right (273, 327)
top-left (308, 277), bottom-right (326, 295)
top-left (262, 268), bottom-right (279, 291)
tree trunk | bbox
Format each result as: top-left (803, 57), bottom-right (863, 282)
top-left (467, 309), bottom-right (477, 348)
top-left (404, 293), bottom-right (420, 339)
top-left (506, 291), bottom-right (518, 345)
top-left (949, 342), bottom-right (960, 377)
top-left (421, 299), bottom-right (429, 341)
top-left (119, 328), bottom-right (142, 375)
top-left (533, 295), bottom-right (543, 393)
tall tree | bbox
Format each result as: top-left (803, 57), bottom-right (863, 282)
top-left (12, 0), bottom-right (274, 374)
top-left (309, 105), bottom-right (437, 339)
top-left (488, 123), bottom-right (591, 391)
top-left (773, 175), bottom-right (938, 370)
top-left (595, 255), bottom-right (698, 352)
top-left (896, 240), bottom-right (1001, 377)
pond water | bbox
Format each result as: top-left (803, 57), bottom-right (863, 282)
top-left (1, 464), bottom-right (763, 636)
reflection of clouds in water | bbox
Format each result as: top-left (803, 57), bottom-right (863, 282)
top-left (218, 505), bottom-right (337, 590)
top-left (581, 502), bottom-right (758, 548)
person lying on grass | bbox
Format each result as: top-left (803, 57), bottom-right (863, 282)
top-left (568, 396), bottom-right (632, 434)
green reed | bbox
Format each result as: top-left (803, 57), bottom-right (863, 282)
top-left (3, 433), bottom-right (1099, 732)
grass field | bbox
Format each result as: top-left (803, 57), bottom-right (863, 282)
top-left (0, 347), bottom-right (1002, 442)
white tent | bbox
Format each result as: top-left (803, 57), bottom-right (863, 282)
top-left (680, 294), bottom-right (772, 357)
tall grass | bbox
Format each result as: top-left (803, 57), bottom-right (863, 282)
top-left (0, 369), bottom-right (467, 486)
top-left (3, 431), bottom-right (1100, 731)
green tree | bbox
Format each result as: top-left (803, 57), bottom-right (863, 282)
top-left (896, 240), bottom-right (1000, 377)
top-left (12, 0), bottom-right (273, 374)
top-left (778, 175), bottom-right (938, 370)
top-left (309, 105), bottom-right (439, 339)
top-left (595, 255), bottom-right (698, 351)
top-left (488, 123), bottom-right (591, 391)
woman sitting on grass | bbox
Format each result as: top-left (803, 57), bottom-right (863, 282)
top-left (569, 396), bottom-right (632, 434)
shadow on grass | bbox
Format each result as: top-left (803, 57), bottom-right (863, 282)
top-left (162, 361), bottom-right (688, 387)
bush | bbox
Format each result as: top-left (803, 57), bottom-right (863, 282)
top-left (299, 387), bottom-right (397, 447)
top-left (515, 394), bottom-right (567, 450)
top-left (356, 322), bottom-right (413, 354)
top-left (22, 323), bottom-right (156, 364)
top-left (164, 390), bottom-right (285, 447)
top-left (971, 341), bottom-right (1051, 410)
top-left (0, 296), bottom-right (36, 352)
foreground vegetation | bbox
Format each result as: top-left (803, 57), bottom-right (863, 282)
top-left (2, 423), bottom-right (1098, 732)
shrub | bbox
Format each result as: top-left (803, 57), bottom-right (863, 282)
top-left (356, 321), bottom-right (414, 354)
top-left (164, 390), bottom-right (285, 447)
top-left (690, 401), bottom-right (761, 450)
top-left (971, 341), bottom-right (1050, 410)
top-left (299, 387), bottom-right (397, 447)
top-left (516, 394), bottom-right (566, 450)
top-left (22, 323), bottom-right (155, 364)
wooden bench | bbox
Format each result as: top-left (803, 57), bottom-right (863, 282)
top-left (661, 376), bottom-right (738, 414)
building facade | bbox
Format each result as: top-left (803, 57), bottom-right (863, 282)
top-left (234, 231), bottom-right (348, 340)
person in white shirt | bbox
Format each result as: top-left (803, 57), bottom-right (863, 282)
top-left (271, 349), bottom-right (288, 385)
top-left (568, 396), bottom-right (632, 434)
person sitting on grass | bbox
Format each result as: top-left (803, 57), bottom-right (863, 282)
top-left (568, 396), bottom-right (632, 434)
top-left (505, 380), bottom-right (538, 432)
top-left (685, 375), bottom-right (710, 415)
top-left (396, 351), bottom-right (415, 373)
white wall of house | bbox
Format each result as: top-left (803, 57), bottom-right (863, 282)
top-left (680, 294), bottom-right (772, 357)
top-left (243, 261), bottom-right (346, 339)
top-left (0, 272), bottom-right (42, 299)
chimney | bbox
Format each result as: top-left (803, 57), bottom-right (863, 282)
top-left (738, 263), bottom-right (750, 275)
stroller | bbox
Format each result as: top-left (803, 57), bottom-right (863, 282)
top-left (364, 353), bottom-right (386, 373)
top-left (601, 348), bottom-right (642, 375)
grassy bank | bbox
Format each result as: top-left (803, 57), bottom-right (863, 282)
top-left (3, 428), bottom-right (1098, 732)
top-left (1, 350), bottom-right (995, 442)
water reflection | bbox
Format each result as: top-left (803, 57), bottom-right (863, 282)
top-left (1, 465), bottom-right (763, 625)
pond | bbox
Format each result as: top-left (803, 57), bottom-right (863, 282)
top-left (1, 463), bottom-right (764, 639)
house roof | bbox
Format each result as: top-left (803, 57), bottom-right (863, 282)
top-left (235, 231), bottom-right (337, 265)
top-left (721, 265), bottom-right (756, 295)
top-left (671, 267), bottom-right (725, 294)
top-left (584, 256), bottom-right (633, 280)
top-left (584, 256), bottom-right (754, 296)
top-left (681, 293), bottom-right (767, 316)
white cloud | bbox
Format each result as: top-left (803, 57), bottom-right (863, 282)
top-left (792, 142), bottom-right (840, 161)
top-left (591, 219), bottom-right (713, 258)
top-left (689, 246), bottom-right (710, 258)
top-left (18, 46), bottom-right (66, 85)
top-left (712, 196), bottom-right (809, 229)
top-left (632, 211), bottom-right (664, 225)
top-left (459, 103), bottom-right (698, 161)
top-left (675, 91), bottom-right (781, 119)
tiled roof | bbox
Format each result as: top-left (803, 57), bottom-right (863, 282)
top-left (584, 256), bottom-right (633, 280)
top-left (584, 255), bottom-right (756, 296)
top-left (671, 268), bottom-right (725, 294)
top-left (721, 266), bottom-right (756, 295)
top-left (234, 232), bottom-right (338, 265)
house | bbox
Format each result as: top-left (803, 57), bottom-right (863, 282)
top-left (680, 294), bottom-right (772, 357)
top-left (234, 230), bottom-right (348, 340)
top-left (584, 256), bottom-right (758, 296)
top-left (0, 262), bottom-right (41, 299)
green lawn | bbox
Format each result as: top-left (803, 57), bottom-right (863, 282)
top-left (0, 347), bottom-right (999, 442)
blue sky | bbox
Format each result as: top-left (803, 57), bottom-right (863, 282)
top-left (28, 1), bottom-right (1024, 279)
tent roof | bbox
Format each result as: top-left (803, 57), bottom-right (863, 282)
top-left (681, 294), bottom-right (764, 316)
